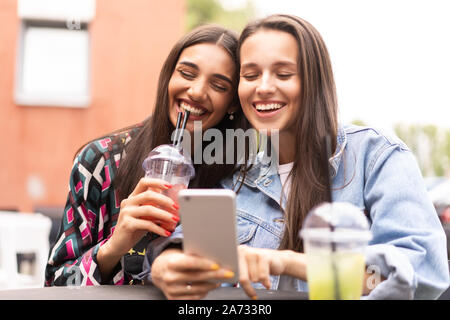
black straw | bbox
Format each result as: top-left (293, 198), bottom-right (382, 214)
top-left (175, 110), bottom-right (190, 149)
top-left (172, 112), bottom-right (183, 147)
top-left (164, 112), bottom-right (184, 177)
top-left (322, 134), bottom-right (341, 300)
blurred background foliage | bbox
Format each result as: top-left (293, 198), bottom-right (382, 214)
top-left (352, 120), bottom-right (450, 177)
top-left (186, 0), bottom-right (256, 32)
top-left (394, 124), bottom-right (450, 177)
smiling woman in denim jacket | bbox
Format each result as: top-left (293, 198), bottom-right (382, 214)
top-left (146, 14), bottom-right (450, 300)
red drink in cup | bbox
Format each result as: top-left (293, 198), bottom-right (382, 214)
top-left (142, 144), bottom-right (195, 203)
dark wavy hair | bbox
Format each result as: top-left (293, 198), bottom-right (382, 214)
top-left (77, 25), bottom-right (249, 201)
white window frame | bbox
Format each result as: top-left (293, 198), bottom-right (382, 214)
top-left (15, 0), bottom-right (95, 108)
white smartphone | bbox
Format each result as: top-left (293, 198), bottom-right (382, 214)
top-left (178, 188), bottom-right (239, 283)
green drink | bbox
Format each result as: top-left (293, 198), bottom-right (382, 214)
top-left (306, 251), bottom-right (365, 300)
top-left (300, 202), bottom-right (372, 300)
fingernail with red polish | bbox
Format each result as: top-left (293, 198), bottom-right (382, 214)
top-left (171, 215), bottom-right (180, 222)
top-left (165, 230), bottom-right (172, 237)
top-left (164, 184), bottom-right (172, 189)
top-left (172, 203), bottom-right (179, 210)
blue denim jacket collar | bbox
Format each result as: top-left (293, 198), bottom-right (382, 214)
top-left (233, 126), bottom-right (348, 210)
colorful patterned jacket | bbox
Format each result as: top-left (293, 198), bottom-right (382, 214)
top-left (45, 125), bottom-right (148, 286)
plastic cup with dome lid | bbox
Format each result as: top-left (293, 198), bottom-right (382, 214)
top-left (300, 202), bottom-right (372, 300)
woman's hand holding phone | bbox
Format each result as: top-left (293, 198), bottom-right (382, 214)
top-left (151, 248), bottom-right (235, 300)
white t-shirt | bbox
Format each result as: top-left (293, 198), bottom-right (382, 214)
top-left (278, 162), bottom-right (294, 201)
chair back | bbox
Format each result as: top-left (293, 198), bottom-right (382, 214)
top-left (0, 211), bottom-right (52, 289)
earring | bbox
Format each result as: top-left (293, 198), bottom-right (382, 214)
top-left (228, 111), bottom-right (234, 121)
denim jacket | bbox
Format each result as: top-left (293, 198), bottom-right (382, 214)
top-left (145, 124), bottom-right (449, 299)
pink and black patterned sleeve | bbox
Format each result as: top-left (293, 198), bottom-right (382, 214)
top-left (45, 136), bottom-right (128, 286)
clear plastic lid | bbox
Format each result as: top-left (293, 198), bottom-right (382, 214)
top-left (142, 144), bottom-right (195, 179)
top-left (299, 202), bottom-right (372, 243)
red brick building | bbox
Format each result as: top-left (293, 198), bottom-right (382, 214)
top-left (0, 0), bottom-right (185, 212)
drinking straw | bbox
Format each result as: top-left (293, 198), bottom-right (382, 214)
top-left (324, 135), bottom-right (333, 203)
top-left (322, 134), bottom-right (341, 300)
top-left (162, 112), bottom-right (182, 178)
top-left (172, 112), bottom-right (183, 147)
top-left (175, 110), bottom-right (190, 149)
top-left (163, 111), bottom-right (190, 178)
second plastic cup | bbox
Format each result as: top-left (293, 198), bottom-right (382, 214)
top-left (300, 202), bottom-right (372, 300)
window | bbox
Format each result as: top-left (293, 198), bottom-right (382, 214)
top-left (15, 0), bottom-right (95, 108)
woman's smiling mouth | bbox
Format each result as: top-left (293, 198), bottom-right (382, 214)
top-left (177, 99), bottom-right (209, 119)
top-left (252, 101), bottom-right (286, 117)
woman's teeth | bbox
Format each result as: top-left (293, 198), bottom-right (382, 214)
top-left (255, 103), bottom-right (284, 111)
top-left (180, 101), bottom-right (206, 116)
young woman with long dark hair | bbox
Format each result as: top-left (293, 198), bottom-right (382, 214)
top-left (45, 24), bottom-right (248, 286)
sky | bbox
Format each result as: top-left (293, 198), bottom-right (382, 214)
top-left (222, 0), bottom-right (450, 133)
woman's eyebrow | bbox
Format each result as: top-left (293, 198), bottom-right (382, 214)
top-left (241, 61), bottom-right (297, 68)
top-left (179, 61), bottom-right (232, 84)
top-left (273, 61), bottom-right (297, 68)
top-left (178, 61), bottom-right (198, 69)
top-left (213, 73), bottom-right (232, 84)
top-left (240, 62), bottom-right (258, 69)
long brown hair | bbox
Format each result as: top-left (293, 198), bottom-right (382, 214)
top-left (237, 15), bottom-right (338, 252)
top-left (78, 25), bottom-right (248, 201)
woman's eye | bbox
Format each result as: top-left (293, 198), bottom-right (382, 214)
top-left (277, 73), bottom-right (294, 79)
top-left (179, 69), bottom-right (195, 79)
top-left (211, 82), bottom-right (227, 92)
top-left (242, 74), bottom-right (258, 81)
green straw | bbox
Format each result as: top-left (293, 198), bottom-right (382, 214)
top-left (323, 134), bottom-right (341, 300)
